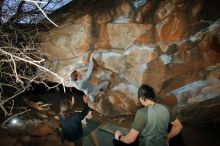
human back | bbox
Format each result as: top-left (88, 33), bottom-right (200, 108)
top-left (59, 110), bottom-right (83, 142)
top-left (136, 103), bottom-right (170, 146)
top-left (59, 96), bottom-right (89, 145)
top-left (70, 58), bottom-right (109, 102)
top-left (132, 84), bottom-right (171, 146)
top-left (114, 84), bottom-right (183, 146)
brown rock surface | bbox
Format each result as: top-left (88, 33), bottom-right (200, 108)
top-left (40, 0), bottom-right (220, 117)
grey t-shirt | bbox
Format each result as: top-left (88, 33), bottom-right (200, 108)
top-left (131, 103), bottom-right (176, 146)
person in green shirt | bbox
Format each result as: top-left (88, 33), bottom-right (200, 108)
top-left (115, 84), bottom-right (183, 146)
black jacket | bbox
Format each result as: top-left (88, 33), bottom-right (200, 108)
top-left (59, 103), bottom-right (89, 142)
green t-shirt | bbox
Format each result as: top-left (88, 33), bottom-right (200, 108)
top-left (131, 103), bottom-right (176, 146)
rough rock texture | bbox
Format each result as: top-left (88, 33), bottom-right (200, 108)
top-left (143, 24), bottom-right (220, 95)
top-left (154, 0), bottom-right (188, 42)
top-left (41, 0), bottom-right (220, 117)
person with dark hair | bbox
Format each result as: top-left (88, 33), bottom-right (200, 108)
top-left (59, 95), bottom-right (89, 146)
top-left (114, 84), bottom-right (183, 146)
top-left (70, 57), bottom-right (109, 102)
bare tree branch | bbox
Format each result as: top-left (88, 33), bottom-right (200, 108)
top-left (0, 19), bottom-right (62, 118)
top-left (0, 46), bottom-right (66, 116)
top-left (22, 0), bottom-right (58, 27)
top-left (0, 48), bottom-right (65, 86)
top-left (9, 1), bottom-right (25, 22)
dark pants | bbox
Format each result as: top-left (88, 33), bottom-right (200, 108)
top-left (168, 123), bottom-right (185, 146)
top-left (112, 138), bottom-right (139, 146)
top-left (74, 138), bottom-right (83, 146)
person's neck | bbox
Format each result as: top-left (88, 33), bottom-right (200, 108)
top-left (144, 101), bottom-right (155, 107)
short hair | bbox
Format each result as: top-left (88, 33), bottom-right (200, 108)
top-left (138, 84), bottom-right (155, 100)
top-left (71, 70), bottom-right (78, 81)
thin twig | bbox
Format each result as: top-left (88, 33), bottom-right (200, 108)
top-left (0, 48), bottom-right (66, 92)
top-left (22, 0), bottom-right (58, 27)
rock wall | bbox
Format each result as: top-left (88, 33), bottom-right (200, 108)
top-left (41, 0), bottom-right (220, 117)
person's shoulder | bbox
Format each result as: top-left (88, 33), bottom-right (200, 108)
top-left (70, 112), bottom-right (81, 118)
top-left (157, 103), bottom-right (177, 119)
top-left (157, 103), bottom-right (172, 110)
top-left (137, 107), bottom-right (149, 115)
top-left (70, 112), bottom-right (83, 122)
top-left (70, 80), bottom-right (79, 87)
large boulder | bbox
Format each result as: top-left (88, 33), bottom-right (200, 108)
top-left (40, 0), bottom-right (220, 116)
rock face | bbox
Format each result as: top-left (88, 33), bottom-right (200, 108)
top-left (41, 0), bottom-right (220, 117)
top-left (154, 0), bottom-right (188, 42)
